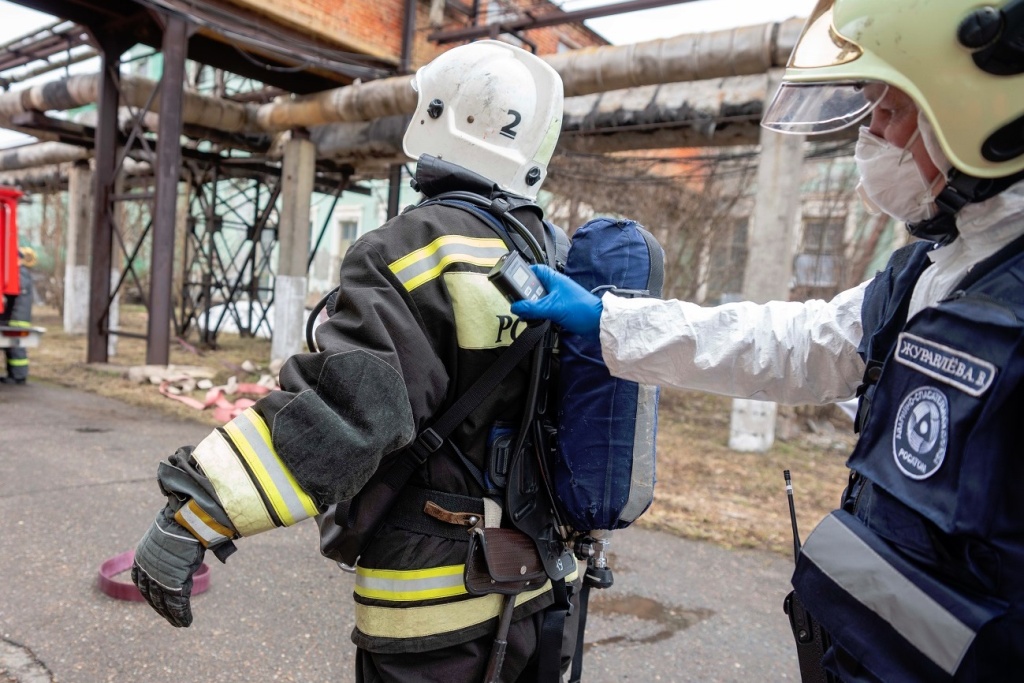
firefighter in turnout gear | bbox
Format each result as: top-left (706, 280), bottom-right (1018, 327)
top-left (132, 41), bottom-right (580, 682)
top-left (1, 246), bottom-right (35, 384)
top-left (513, 1), bottom-right (1024, 680)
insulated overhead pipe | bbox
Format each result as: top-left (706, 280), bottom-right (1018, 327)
top-left (252, 18), bottom-right (805, 131)
top-left (545, 18), bottom-right (804, 97)
top-left (254, 75), bottom-right (417, 132)
top-left (0, 72), bottom-right (256, 133)
top-left (0, 141), bottom-right (91, 170)
top-left (0, 19), bottom-right (807, 168)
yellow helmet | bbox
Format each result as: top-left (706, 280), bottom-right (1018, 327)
top-left (762, 0), bottom-right (1024, 180)
top-left (17, 246), bottom-right (36, 268)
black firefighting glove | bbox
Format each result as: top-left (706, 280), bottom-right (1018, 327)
top-left (132, 505), bottom-right (205, 627)
top-left (132, 454), bottom-right (237, 628)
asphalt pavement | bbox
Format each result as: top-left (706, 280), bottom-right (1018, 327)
top-left (0, 381), bottom-right (800, 682)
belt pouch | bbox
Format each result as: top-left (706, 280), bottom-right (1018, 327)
top-left (465, 527), bottom-right (547, 596)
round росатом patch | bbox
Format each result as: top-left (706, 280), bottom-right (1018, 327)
top-left (892, 386), bottom-right (949, 480)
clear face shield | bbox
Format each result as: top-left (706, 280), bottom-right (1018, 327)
top-left (761, 0), bottom-right (889, 135)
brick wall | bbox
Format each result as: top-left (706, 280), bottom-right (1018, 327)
top-left (222, 0), bottom-right (608, 67)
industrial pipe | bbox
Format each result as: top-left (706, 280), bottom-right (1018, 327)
top-left (0, 70), bottom-right (777, 173)
top-left (254, 75), bottom-right (417, 132)
top-left (0, 141), bottom-right (90, 170)
top-left (252, 18), bottom-right (804, 130)
top-left (546, 18), bottom-right (804, 97)
top-left (0, 72), bottom-right (257, 133)
top-left (0, 19), bottom-right (807, 168)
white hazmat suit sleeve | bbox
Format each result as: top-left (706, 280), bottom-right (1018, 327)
top-left (599, 282), bottom-right (871, 406)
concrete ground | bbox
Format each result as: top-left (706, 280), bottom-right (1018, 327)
top-left (0, 382), bottom-right (800, 682)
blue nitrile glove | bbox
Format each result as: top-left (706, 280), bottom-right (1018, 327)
top-left (511, 265), bottom-right (603, 340)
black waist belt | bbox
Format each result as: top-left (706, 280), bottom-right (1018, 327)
top-left (385, 487), bottom-right (484, 541)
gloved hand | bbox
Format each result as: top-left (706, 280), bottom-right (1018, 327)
top-left (510, 265), bottom-right (603, 340)
top-left (132, 505), bottom-right (205, 628)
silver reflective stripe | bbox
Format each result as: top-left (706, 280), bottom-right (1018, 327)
top-left (355, 565), bottom-right (468, 601)
top-left (802, 514), bottom-right (976, 675)
top-left (228, 409), bottom-right (315, 526)
top-left (176, 499), bottom-right (232, 547)
top-left (619, 383), bottom-right (657, 523)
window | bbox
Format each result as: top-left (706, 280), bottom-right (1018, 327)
top-left (339, 220), bottom-right (359, 243)
top-left (705, 217), bottom-right (748, 304)
top-left (801, 217), bottom-right (845, 253)
top-left (794, 216), bottom-right (846, 290)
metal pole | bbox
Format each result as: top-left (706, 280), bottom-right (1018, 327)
top-left (387, 164), bottom-right (402, 220)
top-left (146, 15), bottom-right (190, 365)
top-left (86, 37), bottom-right (124, 364)
top-left (400, 0), bottom-right (416, 74)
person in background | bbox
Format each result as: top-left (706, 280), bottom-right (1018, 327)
top-left (513, 0), bottom-right (1024, 680)
top-left (1, 245), bottom-right (35, 385)
top-left (131, 41), bottom-right (580, 683)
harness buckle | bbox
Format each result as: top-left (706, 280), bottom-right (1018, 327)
top-left (417, 428), bottom-right (444, 454)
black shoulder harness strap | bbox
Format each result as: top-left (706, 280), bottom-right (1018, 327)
top-left (420, 192), bottom-right (575, 683)
top-left (382, 323), bottom-right (546, 490)
top-left (322, 323), bottom-right (546, 567)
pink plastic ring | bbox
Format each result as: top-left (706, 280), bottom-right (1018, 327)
top-left (98, 549), bottom-right (211, 602)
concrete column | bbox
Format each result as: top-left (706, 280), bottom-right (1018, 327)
top-left (729, 69), bottom-right (806, 452)
top-left (271, 135), bottom-right (315, 363)
top-left (64, 161), bottom-right (92, 334)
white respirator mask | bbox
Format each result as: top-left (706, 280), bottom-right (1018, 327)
top-left (855, 126), bottom-right (944, 223)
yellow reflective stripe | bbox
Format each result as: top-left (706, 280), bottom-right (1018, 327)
top-left (355, 564), bottom-right (467, 602)
top-left (356, 584), bottom-right (546, 639)
top-left (389, 236), bottom-right (507, 292)
top-left (8, 358), bottom-right (28, 366)
top-left (192, 429), bottom-right (275, 536)
top-left (223, 408), bottom-right (318, 526)
top-left (7, 320), bottom-right (30, 328)
top-left (354, 565), bottom-right (578, 639)
top-left (175, 499), bottom-right (234, 548)
top-left (236, 408), bottom-right (318, 519)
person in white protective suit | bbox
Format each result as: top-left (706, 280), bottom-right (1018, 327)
top-left (513, 0), bottom-right (1024, 680)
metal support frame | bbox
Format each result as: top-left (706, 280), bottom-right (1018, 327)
top-left (429, 0), bottom-right (698, 44)
top-left (146, 13), bottom-right (190, 364)
top-left (178, 158), bottom-right (353, 346)
top-left (86, 35), bottom-right (130, 363)
top-left (179, 162), bottom-right (281, 345)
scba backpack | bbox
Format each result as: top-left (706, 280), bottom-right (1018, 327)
top-left (312, 210), bottom-right (663, 566)
top-left (554, 217), bottom-right (664, 532)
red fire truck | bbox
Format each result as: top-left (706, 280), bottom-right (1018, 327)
top-left (1, 186), bottom-right (44, 351)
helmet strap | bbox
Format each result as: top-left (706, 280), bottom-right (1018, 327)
top-left (906, 167), bottom-right (1024, 243)
top-left (411, 154), bottom-right (501, 200)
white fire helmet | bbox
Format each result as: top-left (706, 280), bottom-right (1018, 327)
top-left (403, 40), bottom-right (564, 199)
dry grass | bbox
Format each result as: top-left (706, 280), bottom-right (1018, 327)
top-left (644, 390), bottom-right (852, 555)
top-left (29, 305), bottom-right (274, 427)
top-left (26, 305), bottom-right (855, 556)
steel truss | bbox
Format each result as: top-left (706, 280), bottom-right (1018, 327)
top-left (178, 159), bottom-right (352, 346)
top-left (180, 164), bottom-right (280, 344)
